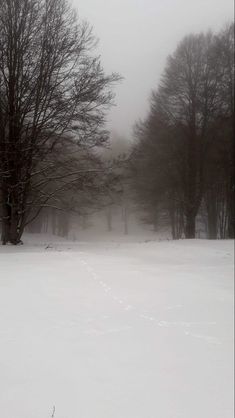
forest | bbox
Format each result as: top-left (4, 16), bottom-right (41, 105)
top-left (0, 2), bottom-right (233, 417)
top-left (0, 0), bottom-right (234, 243)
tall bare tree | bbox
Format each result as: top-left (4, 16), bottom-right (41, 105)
top-left (155, 32), bottom-right (224, 238)
top-left (131, 24), bottom-right (234, 239)
top-left (201, 23), bottom-right (234, 239)
top-left (0, 0), bottom-right (120, 244)
top-left (215, 23), bottom-right (234, 238)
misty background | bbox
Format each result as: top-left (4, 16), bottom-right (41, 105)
top-left (72, 0), bottom-right (233, 137)
top-left (0, 1), bottom-right (233, 415)
top-left (0, 0), bottom-right (233, 243)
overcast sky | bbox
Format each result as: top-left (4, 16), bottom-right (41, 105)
top-left (72, 0), bottom-right (233, 139)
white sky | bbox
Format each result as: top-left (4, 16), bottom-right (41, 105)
top-left (71, 0), bottom-right (233, 138)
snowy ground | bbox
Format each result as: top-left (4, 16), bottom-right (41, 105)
top-left (0, 235), bottom-right (234, 418)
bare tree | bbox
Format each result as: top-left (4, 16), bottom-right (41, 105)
top-left (131, 115), bottom-right (185, 239)
top-left (154, 32), bottom-right (224, 238)
top-left (215, 23), bottom-right (234, 238)
top-left (130, 24), bottom-right (234, 240)
top-left (201, 23), bottom-right (234, 239)
top-left (0, 0), bottom-right (120, 244)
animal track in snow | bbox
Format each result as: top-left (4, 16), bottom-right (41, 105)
top-left (125, 305), bottom-right (134, 311)
top-left (139, 314), bottom-right (156, 321)
top-left (184, 330), bottom-right (221, 345)
top-left (77, 252), bottom-right (219, 340)
top-left (158, 320), bottom-right (217, 328)
top-left (78, 253), bottom-right (137, 315)
top-left (84, 326), bottom-right (132, 336)
top-left (165, 304), bottom-right (183, 310)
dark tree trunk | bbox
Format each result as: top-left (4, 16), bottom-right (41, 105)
top-left (1, 204), bottom-right (10, 245)
top-left (169, 194), bottom-right (184, 239)
top-left (206, 190), bottom-right (218, 239)
top-left (1, 200), bottom-right (24, 245)
top-left (185, 213), bottom-right (196, 238)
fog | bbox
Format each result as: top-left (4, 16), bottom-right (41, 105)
top-left (0, 2), bottom-right (233, 413)
top-left (72, 0), bottom-right (233, 138)
top-left (0, 0), bottom-right (233, 244)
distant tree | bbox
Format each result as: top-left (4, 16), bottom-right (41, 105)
top-left (131, 114), bottom-right (184, 239)
top-left (201, 23), bottom-right (234, 238)
top-left (130, 24), bottom-right (234, 240)
top-left (155, 32), bottom-right (224, 238)
top-left (0, 0), bottom-right (120, 244)
top-left (26, 138), bottom-right (108, 235)
top-left (102, 133), bottom-right (133, 235)
top-left (215, 23), bottom-right (234, 238)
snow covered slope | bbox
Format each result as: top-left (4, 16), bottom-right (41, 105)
top-left (0, 237), bottom-right (233, 418)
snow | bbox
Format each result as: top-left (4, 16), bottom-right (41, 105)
top-left (0, 236), bottom-right (234, 418)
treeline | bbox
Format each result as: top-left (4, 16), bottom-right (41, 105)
top-left (0, 0), bottom-right (233, 244)
top-left (130, 24), bottom-right (234, 239)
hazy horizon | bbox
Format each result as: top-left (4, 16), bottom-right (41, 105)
top-left (71, 0), bottom-right (233, 139)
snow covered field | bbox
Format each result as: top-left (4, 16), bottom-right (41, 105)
top-left (0, 236), bottom-right (234, 418)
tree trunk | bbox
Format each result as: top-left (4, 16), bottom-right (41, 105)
top-left (205, 190), bottom-right (218, 239)
top-left (1, 200), bottom-right (24, 245)
top-left (185, 213), bottom-right (196, 238)
top-left (169, 197), bottom-right (184, 239)
top-left (1, 212), bottom-right (10, 245)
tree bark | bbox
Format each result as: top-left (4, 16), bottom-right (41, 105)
top-left (1, 200), bottom-right (24, 244)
